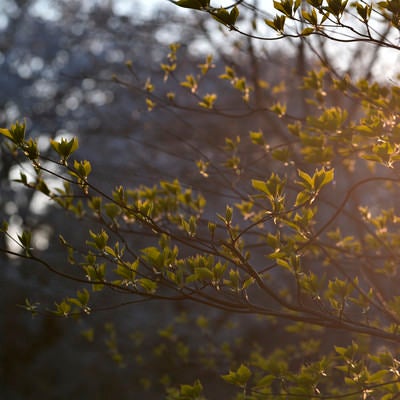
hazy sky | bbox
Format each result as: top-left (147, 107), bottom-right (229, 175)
top-left (26, 0), bottom-right (238, 20)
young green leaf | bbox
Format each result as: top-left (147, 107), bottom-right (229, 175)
top-left (173, 0), bottom-right (209, 9)
top-left (222, 364), bottom-right (252, 387)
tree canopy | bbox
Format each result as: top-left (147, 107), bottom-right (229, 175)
top-left (3, 0), bottom-right (400, 399)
